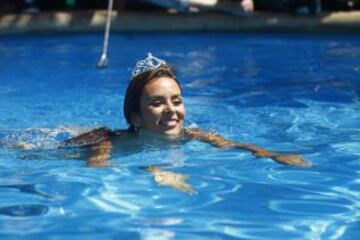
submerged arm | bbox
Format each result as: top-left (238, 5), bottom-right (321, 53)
top-left (185, 129), bottom-right (310, 167)
top-left (145, 166), bottom-right (196, 195)
top-left (87, 139), bottom-right (113, 167)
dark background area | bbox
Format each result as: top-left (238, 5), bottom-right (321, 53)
top-left (0, 0), bottom-right (359, 13)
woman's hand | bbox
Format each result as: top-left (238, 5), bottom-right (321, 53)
top-left (147, 166), bottom-right (196, 195)
top-left (271, 154), bottom-right (311, 168)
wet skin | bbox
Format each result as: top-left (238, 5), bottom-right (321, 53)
top-left (133, 76), bottom-right (185, 135)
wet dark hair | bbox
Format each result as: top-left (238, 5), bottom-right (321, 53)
top-left (123, 64), bottom-right (182, 133)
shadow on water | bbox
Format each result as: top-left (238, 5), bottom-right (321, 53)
top-left (0, 184), bottom-right (51, 217)
top-left (0, 204), bottom-right (49, 217)
top-left (0, 184), bottom-right (53, 199)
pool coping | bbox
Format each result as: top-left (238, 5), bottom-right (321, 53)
top-left (0, 10), bottom-right (360, 34)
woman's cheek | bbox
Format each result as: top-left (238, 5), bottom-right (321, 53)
top-left (149, 107), bottom-right (162, 116)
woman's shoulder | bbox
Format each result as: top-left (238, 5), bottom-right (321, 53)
top-left (62, 127), bottom-right (128, 147)
top-left (184, 128), bottom-right (205, 137)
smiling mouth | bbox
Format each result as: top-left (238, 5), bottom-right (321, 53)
top-left (159, 119), bottom-right (179, 128)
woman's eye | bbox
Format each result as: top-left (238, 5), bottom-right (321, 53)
top-left (173, 99), bottom-right (183, 105)
top-left (151, 100), bottom-right (162, 106)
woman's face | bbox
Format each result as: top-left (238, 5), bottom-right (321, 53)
top-left (135, 76), bottom-right (185, 135)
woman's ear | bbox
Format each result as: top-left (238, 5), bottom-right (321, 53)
top-left (131, 113), bottom-right (141, 128)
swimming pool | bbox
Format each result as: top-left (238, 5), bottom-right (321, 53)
top-left (0, 33), bottom-right (359, 239)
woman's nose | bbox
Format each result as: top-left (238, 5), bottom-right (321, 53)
top-left (164, 102), bottom-right (176, 113)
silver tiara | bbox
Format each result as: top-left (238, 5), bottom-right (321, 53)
top-left (132, 53), bottom-right (167, 77)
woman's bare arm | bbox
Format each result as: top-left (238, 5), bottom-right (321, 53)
top-left (185, 128), bottom-right (311, 167)
top-left (62, 127), bottom-right (114, 167)
top-left (62, 127), bottom-right (113, 147)
top-left (86, 139), bottom-right (113, 167)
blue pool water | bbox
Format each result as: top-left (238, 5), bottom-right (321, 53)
top-left (0, 33), bottom-right (359, 239)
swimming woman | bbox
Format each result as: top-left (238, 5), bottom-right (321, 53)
top-left (63, 53), bottom-right (310, 193)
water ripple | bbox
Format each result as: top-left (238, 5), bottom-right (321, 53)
top-left (331, 142), bottom-right (360, 156)
top-left (269, 200), bottom-right (353, 217)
